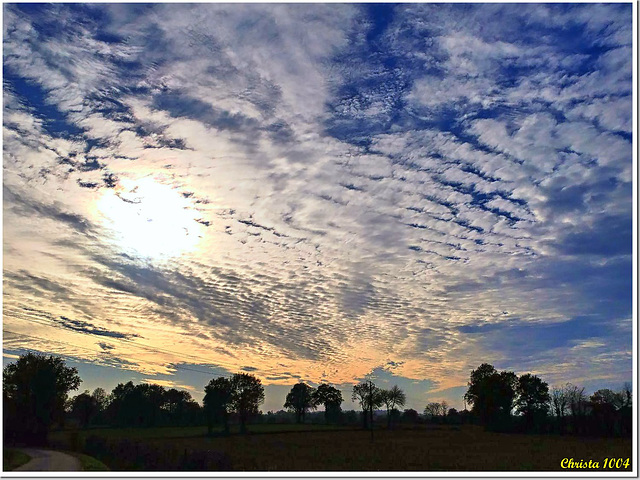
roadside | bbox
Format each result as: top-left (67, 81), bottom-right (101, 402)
top-left (3, 449), bottom-right (31, 471)
top-left (11, 449), bottom-right (81, 471)
top-left (65, 451), bottom-right (110, 471)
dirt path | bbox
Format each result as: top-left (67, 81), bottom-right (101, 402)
top-left (13, 449), bottom-right (81, 471)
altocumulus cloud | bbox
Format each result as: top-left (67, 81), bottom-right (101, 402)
top-left (2, 3), bottom-right (632, 407)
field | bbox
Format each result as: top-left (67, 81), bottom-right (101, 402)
top-left (49, 424), bottom-right (632, 472)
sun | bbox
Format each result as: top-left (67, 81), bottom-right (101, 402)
top-left (96, 177), bottom-right (205, 259)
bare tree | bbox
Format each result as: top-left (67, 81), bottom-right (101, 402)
top-left (440, 400), bottom-right (449, 417)
top-left (620, 382), bottom-right (632, 408)
top-left (551, 384), bottom-right (569, 434)
top-left (352, 381), bottom-right (382, 430)
top-left (380, 385), bottom-right (406, 429)
top-left (566, 383), bottom-right (588, 434)
top-left (439, 400), bottom-right (449, 423)
top-left (424, 402), bottom-right (441, 423)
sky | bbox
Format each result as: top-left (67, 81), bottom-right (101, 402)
top-left (2, 3), bottom-right (634, 413)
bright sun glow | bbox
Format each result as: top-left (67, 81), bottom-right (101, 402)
top-left (96, 177), bottom-right (204, 259)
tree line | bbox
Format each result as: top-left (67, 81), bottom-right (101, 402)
top-left (460, 363), bottom-right (632, 436)
top-left (3, 353), bottom-right (632, 446)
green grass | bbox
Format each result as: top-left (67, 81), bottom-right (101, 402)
top-left (66, 451), bottom-right (110, 471)
top-left (3, 448), bottom-right (31, 471)
top-left (50, 424), bottom-right (633, 471)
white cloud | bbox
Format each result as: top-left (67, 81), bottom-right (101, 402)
top-left (2, 4), bottom-right (632, 395)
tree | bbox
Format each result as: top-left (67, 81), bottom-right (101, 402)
top-left (312, 383), bottom-right (343, 424)
top-left (106, 381), bottom-right (137, 426)
top-left (618, 383), bottom-right (632, 436)
top-left (91, 387), bottom-right (109, 412)
top-left (70, 391), bottom-right (99, 428)
top-left (400, 408), bottom-right (419, 424)
top-left (550, 384), bottom-right (570, 434)
top-left (464, 363), bottom-right (517, 429)
top-left (145, 383), bottom-right (167, 426)
top-left (3, 353), bottom-right (81, 445)
top-left (620, 383), bottom-right (632, 409)
top-left (106, 381), bottom-right (167, 427)
top-left (231, 373), bottom-right (264, 434)
top-left (352, 381), bottom-right (382, 430)
top-left (591, 388), bottom-right (623, 409)
top-left (440, 400), bottom-right (449, 423)
top-left (284, 383), bottom-right (316, 424)
top-left (88, 387), bottom-right (109, 425)
top-left (380, 385), bottom-right (406, 429)
top-left (424, 402), bottom-right (439, 422)
top-left (590, 388), bottom-right (621, 436)
top-left (566, 383), bottom-right (588, 434)
top-left (204, 377), bottom-right (233, 435)
top-left (447, 408), bottom-right (460, 424)
top-left (424, 402), bottom-right (447, 423)
top-left (515, 374), bottom-right (550, 431)
top-left (164, 388), bottom-right (198, 426)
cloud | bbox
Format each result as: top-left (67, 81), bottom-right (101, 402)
top-left (142, 378), bottom-right (196, 391)
top-left (54, 316), bottom-right (140, 340)
top-left (2, 4), bottom-right (632, 406)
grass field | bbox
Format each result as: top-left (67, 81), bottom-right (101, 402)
top-left (52, 423), bottom-right (352, 442)
top-left (50, 424), bottom-right (632, 472)
top-left (65, 451), bottom-right (110, 471)
top-left (3, 448), bottom-right (31, 471)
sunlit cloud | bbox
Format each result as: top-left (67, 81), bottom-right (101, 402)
top-left (95, 177), bottom-right (206, 260)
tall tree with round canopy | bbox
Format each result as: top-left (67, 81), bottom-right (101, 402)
top-left (313, 383), bottom-right (344, 424)
top-left (284, 382), bottom-right (316, 424)
top-left (231, 373), bottom-right (265, 434)
top-left (3, 353), bottom-right (81, 445)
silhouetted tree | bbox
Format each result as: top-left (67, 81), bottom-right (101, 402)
top-left (590, 388), bottom-right (621, 436)
top-left (312, 383), bottom-right (343, 424)
top-left (566, 383), bottom-right (588, 434)
top-left (440, 400), bottom-right (449, 423)
top-left (91, 387), bottom-right (109, 422)
top-left (146, 383), bottom-right (166, 426)
top-left (515, 373), bottom-right (550, 432)
top-left (447, 407), bottom-right (460, 424)
top-left (424, 402), bottom-right (441, 423)
top-left (379, 385), bottom-right (406, 429)
top-left (352, 381), bottom-right (382, 430)
top-left (400, 408), bottom-right (419, 424)
top-left (106, 381), bottom-right (168, 427)
top-left (231, 373), bottom-right (264, 434)
top-left (424, 401), bottom-right (448, 423)
top-left (70, 390), bottom-right (99, 428)
top-left (551, 384), bottom-right (570, 434)
top-left (464, 363), bottom-right (517, 430)
top-left (284, 383), bottom-right (316, 423)
top-left (3, 353), bottom-right (81, 445)
top-left (164, 388), bottom-right (198, 426)
top-left (459, 408), bottom-right (472, 424)
top-left (342, 409), bottom-right (359, 425)
top-left (619, 382), bottom-right (632, 436)
top-left (620, 382), bottom-right (632, 408)
top-left (204, 377), bottom-right (233, 435)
